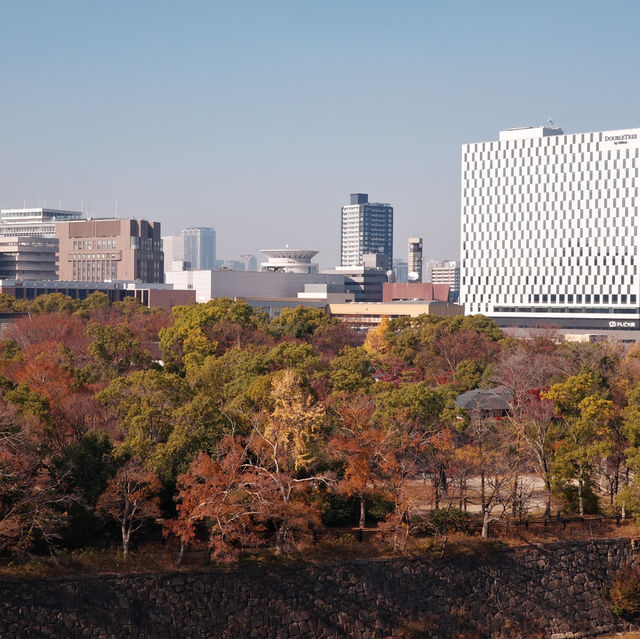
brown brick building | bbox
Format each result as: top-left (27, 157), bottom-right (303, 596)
top-left (56, 219), bottom-right (163, 283)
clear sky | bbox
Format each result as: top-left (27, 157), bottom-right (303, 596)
top-left (2, 1), bottom-right (640, 268)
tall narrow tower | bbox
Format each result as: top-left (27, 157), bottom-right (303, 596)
top-left (408, 237), bottom-right (423, 282)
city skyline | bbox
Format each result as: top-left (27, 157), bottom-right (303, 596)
top-left (2, 2), bottom-right (640, 267)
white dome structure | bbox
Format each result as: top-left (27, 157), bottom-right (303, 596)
top-left (259, 249), bottom-right (319, 274)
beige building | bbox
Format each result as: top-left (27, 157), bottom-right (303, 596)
top-left (57, 219), bottom-right (163, 283)
top-left (327, 300), bottom-right (464, 329)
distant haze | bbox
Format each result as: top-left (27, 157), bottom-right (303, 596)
top-left (2, 1), bottom-right (640, 268)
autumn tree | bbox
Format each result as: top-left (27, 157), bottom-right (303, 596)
top-left (456, 407), bottom-right (524, 539)
top-left (0, 393), bottom-right (64, 554)
top-left (166, 438), bottom-right (259, 562)
top-left (97, 458), bottom-right (161, 558)
top-left (242, 370), bottom-right (327, 554)
top-left (329, 397), bottom-right (394, 530)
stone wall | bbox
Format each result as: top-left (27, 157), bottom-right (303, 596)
top-left (2, 538), bottom-right (640, 639)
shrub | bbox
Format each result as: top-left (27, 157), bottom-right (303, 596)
top-left (609, 568), bottom-right (640, 618)
top-left (429, 508), bottom-right (471, 535)
top-left (554, 481), bottom-right (600, 515)
top-left (319, 492), bottom-right (394, 527)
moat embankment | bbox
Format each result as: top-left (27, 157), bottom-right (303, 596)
top-left (2, 538), bottom-right (640, 638)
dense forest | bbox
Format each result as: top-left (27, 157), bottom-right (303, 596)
top-left (1, 291), bottom-right (640, 562)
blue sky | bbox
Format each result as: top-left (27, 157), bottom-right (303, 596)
top-left (2, 1), bottom-right (640, 267)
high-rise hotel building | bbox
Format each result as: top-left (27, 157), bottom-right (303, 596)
top-left (461, 125), bottom-right (640, 331)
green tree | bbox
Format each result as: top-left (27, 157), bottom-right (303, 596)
top-left (329, 346), bottom-right (375, 393)
top-left (159, 298), bottom-right (268, 371)
top-left (268, 306), bottom-right (338, 340)
top-left (544, 372), bottom-right (615, 516)
top-left (98, 369), bottom-right (190, 474)
top-left (87, 321), bottom-right (151, 378)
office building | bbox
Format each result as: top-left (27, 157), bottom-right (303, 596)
top-left (0, 208), bottom-right (82, 238)
top-left (340, 193), bottom-right (393, 270)
top-left (321, 256), bottom-right (389, 303)
top-left (162, 235), bottom-right (184, 268)
top-left (239, 254), bottom-right (258, 271)
top-left (429, 260), bottom-right (460, 302)
top-left (182, 227), bottom-right (216, 270)
top-left (408, 237), bottom-right (423, 282)
top-left (392, 259), bottom-right (408, 283)
top-left (0, 237), bottom-right (58, 280)
top-left (56, 219), bottom-right (164, 283)
top-left (327, 300), bottom-right (463, 330)
top-left (461, 124), bottom-right (640, 332)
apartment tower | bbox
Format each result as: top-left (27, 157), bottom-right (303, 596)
top-left (340, 193), bottom-right (393, 270)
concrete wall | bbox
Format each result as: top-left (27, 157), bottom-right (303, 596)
top-left (2, 538), bottom-right (639, 638)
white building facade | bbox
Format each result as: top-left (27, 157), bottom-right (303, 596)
top-left (0, 208), bottom-right (83, 238)
top-left (461, 125), bottom-right (640, 331)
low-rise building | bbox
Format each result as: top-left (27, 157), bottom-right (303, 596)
top-left (0, 237), bottom-right (58, 280)
top-left (327, 300), bottom-right (463, 330)
top-left (0, 279), bottom-right (194, 311)
top-left (165, 268), bottom-right (347, 304)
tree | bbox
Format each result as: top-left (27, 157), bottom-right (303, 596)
top-left (159, 298), bottom-right (268, 371)
top-left (329, 346), bottom-right (375, 394)
top-left (329, 397), bottom-right (393, 529)
top-left (166, 438), bottom-right (258, 562)
top-left (268, 306), bottom-right (338, 340)
top-left (378, 383), bottom-right (458, 509)
top-left (363, 317), bottom-right (392, 356)
top-left (87, 321), bottom-right (151, 378)
top-left (459, 410), bottom-right (521, 539)
top-left (0, 393), bottom-right (64, 554)
top-left (544, 372), bottom-right (615, 516)
top-left (241, 371), bottom-right (327, 554)
top-left (519, 393), bottom-right (558, 517)
top-left (98, 369), bottom-right (190, 473)
top-left (97, 458), bottom-right (161, 558)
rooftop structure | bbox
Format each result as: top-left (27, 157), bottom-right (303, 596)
top-left (260, 249), bottom-right (319, 274)
top-left (0, 208), bottom-right (83, 238)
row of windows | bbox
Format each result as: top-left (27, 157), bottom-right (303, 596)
top-left (73, 239), bottom-right (117, 250)
top-left (464, 137), bottom-right (637, 158)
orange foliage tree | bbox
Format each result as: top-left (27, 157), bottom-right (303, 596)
top-left (97, 459), bottom-right (161, 558)
top-left (329, 397), bottom-right (394, 530)
top-left (166, 437), bottom-right (260, 563)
